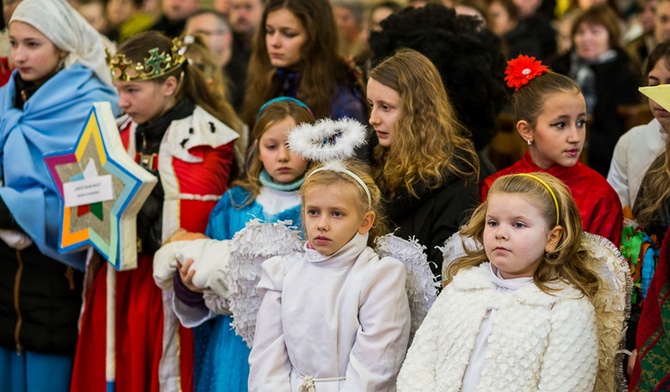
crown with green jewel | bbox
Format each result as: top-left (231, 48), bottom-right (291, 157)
top-left (107, 38), bottom-right (186, 82)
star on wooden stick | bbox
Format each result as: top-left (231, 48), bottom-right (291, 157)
top-left (45, 102), bottom-right (157, 271)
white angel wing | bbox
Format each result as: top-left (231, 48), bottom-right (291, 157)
top-left (581, 232), bottom-right (632, 392)
top-left (227, 219), bottom-right (303, 347)
top-left (375, 234), bottom-right (439, 342)
top-left (439, 230), bottom-right (481, 281)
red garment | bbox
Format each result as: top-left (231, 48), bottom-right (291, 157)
top-left (481, 152), bottom-right (623, 247)
top-left (71, 112), bottom-right (235, 392)
top-left (630, 226), bottom-right (670, 391)
top-left (0, 58), bottom-right (11, 87)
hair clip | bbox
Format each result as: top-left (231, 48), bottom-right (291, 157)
top-left (256, 96), bottom-right (314, 122)
top-left (504, 55), bottom-right (549, 91)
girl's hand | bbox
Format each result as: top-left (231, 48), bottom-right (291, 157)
top-left (166, 229), bottom-right (207, 244)
top-left (627, 349), bottom-right (637, 377)
top-left (177, 257), bottom-right (203, 293)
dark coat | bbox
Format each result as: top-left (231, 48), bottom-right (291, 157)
top-left (551, 48), bottom-right (641, 176)
top-left (386, 172), bottom-right (480, 279)
top-left (0, 240), bottom-right (83, 355)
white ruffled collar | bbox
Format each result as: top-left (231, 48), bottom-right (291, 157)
top-left (304, 232), bottom-right (369, 264)
top-left (489, 263), bottom-right (534, 292)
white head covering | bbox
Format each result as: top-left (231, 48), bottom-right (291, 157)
top-left (10, 0), bottom-right (113, 86)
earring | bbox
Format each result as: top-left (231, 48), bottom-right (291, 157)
top-left (527, 139), bottom-right (532, 146)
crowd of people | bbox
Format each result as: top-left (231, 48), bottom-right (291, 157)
top-left (0, 0), bottom-right (670, 390)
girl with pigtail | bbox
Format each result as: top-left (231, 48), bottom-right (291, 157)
top-left (481, 55), bottom-right (623, 247)
top-left (71, 31), bottom-right (242, 392)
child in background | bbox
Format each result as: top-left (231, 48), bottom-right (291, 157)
top-left (165, 97), bottom-right (314, 392)
top-left (398, 172), bottom-right (600, 391)
top-left (482, 55), bottom-right (623, 246)
top-left (249, 159), bottom-right (410, 391)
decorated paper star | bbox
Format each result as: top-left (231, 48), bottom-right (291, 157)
top-left (45, 102), bottom-right (157, 271)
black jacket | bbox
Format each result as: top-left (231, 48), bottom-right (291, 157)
top-left (0, 239), bottom-right (83, 355)
top-left (386, 172), bottom-right (479, 279)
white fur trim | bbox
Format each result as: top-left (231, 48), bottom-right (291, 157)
top-left (228, 220), bottom-right (303, 347)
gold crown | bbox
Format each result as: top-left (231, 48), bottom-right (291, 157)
top-left (107, 39), bottom-right (186, 82)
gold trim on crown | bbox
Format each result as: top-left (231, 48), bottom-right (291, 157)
top-left (107, 39), bottom-right (186, 82)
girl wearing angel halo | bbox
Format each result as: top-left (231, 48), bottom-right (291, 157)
top-left (398, 172), bottom-right (601, 391)
top-left (248, 155), bottom-right (411, 391)
top-left (150, 97), bottom-right (315, 392)
top-left (481, 54), bottom-right (623, 247)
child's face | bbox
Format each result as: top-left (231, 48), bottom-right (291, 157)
top-left (519, 89), bottom-right (586, 170)
top-left (113, 78), bottom-right (176, 125)
top-left (259, 117), bottom-right (309, 184)
top-left (647, 58), bottom-right (670, 133)
top-left (367, 77), bottom-right (401, 147)
top-left (303, 182), bottom-right (374, 256)
top-left (483, 192), bottom-right (561, 279)
top-left (9, 21), bottom-right (67, 84)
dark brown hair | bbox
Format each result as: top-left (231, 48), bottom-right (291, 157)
top-left (240, 0), bottom-right (364, 127)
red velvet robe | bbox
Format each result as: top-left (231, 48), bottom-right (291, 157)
top-left (481, 152), bottom-right (623, 247)
top-left (71, 109), bottom-right (236, 392)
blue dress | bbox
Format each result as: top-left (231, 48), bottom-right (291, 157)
top-left (195, 185), bottom-right (302, 392)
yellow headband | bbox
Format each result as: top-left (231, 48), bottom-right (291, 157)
top-left (518, 173), bottom-right (560, 226)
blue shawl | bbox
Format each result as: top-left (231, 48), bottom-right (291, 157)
top-left (0, 64), bottom-right (119, 270)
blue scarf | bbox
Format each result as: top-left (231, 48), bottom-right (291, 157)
top-left (0, 64), bottom-right (119, 270)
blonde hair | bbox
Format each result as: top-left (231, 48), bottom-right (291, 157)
top-left (300, 159), bottom-right (387, 246)
top-left (232, 100), bottom-right (315, 206)
top-left (369, 48), bottom-right (479, 198)
top-left (634, 141), bottom-right (670, 228)
top-left (444, 173), bottom-right (600, 297)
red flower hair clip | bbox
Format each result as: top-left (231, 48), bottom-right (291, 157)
top-left (504, 55), bottom-right (549, 91)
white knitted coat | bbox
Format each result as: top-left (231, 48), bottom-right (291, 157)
top-left (397, 263), bottom-right (598, 392)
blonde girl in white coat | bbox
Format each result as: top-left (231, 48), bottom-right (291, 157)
top-left (397, 172), bottom-right (601, 391)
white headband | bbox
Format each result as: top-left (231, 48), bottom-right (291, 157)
top-left (308, 161), bottom-right (372, 210)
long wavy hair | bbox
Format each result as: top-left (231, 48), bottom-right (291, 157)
top-left (300, 159), bottom-right (387, 246)
top-left (116, 31), bottom-right (244, 134)
top-left (444, 173), bottom-right (600, 297)
top-left (240, 0), bottom-right (364, 127)
top-left (369, 49), bottom-right (479, 198)
top-left (233, 99), bottom-right (314, 207)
